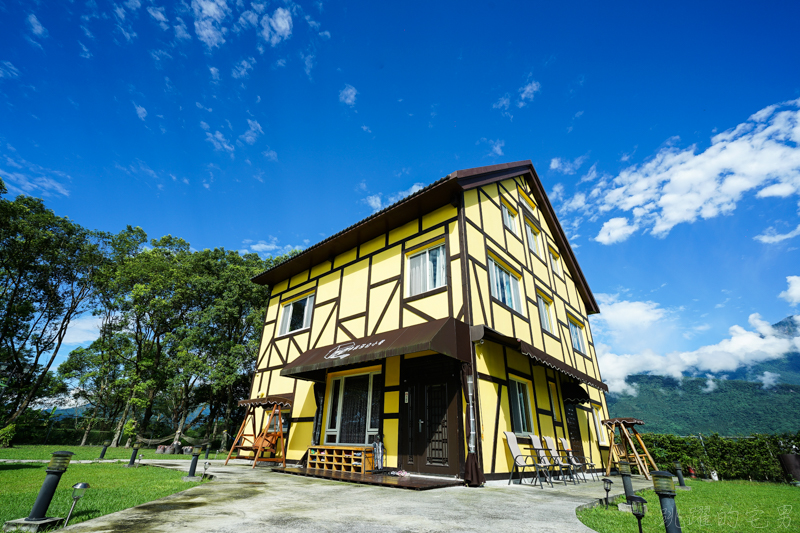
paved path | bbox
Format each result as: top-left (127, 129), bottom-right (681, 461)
top-left (58, 460), bottom-right (653, 533)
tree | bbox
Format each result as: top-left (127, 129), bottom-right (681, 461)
top-left (0, 189), bottom-right (110, 426)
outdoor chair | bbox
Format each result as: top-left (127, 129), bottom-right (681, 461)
top-left (528, 434), bottom-right (567, 488)
top-left (503, 432), bottom-right (538, 485)
top-left (558, 437), bottom-right (598, 482)
top-left (543, 436), bottom-right (578, 485)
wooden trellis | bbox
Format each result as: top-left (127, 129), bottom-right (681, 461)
top-left (225, 394), bottom-right (294, 469)
top-left (602, 417), bottom-right (658, 480)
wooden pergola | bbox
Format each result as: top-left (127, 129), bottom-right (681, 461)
top-left (602, 417), bottom-right (658, 480)
top-left (225, 394), bottom-right (294, 469)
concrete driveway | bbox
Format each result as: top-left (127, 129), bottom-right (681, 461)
top-left (61, 460), bottom-right (653, 533)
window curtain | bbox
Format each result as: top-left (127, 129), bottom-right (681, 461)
top-left (409, 253), bottom-right (425, 296)
top-left (428, 245), bottom-right (445, 289)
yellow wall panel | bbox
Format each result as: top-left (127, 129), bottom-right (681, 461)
top-left (282, 280), bottom-right (316, 302)
top-left (385, 356), bottom-right (401, 387)
top-left (334, 248), bottom-right (357, 269)
top-left (492, 303), bottom-right (513, 337)
top-left (295, 380), bottom-right (317, 418)
top-left (478, 380), bottom-right (498, 471)
top-left (464, 189), bottom-right (480, 225)
top-left (316, 271), bottom-right (341, 303)
top-left (290, 270), bottom-right (309, 288)
top-left (403, 308), bottom-right (427, 327)
top-left (339, 260), bottom-right (369, 317)
top-left (422, 204), bottom-right (458, 230)
top-left (450, 260), bottom-right (463, 317)
top-left (341, 316), bottom-right (366, 338)
top-left (371, 245), bottom-right (402, 284)
top-left (506, 348), bottom-right (530, 375)
top-left (360, 235), bottom-right (386, 258)
top-left (271, 279), bottom-right (288, 295)
top-left (405, 226), bottom-right (445, 249)
top-left (514, 315), bottom-right (532, 345)
top-left (309, 303), bottom-right (334, 348)
top-left (286, 422), bottom-right (312, 460)
top-left (466, 224), bottom-right (485, 264)
top-left (475, 264), bottom-right (492, 325)
top-left (481, 183), bottom-right (499, 200)
top-left (406, 290), bottom-right (449, 320)
top-left (384, 391), bottom-right (400, 413)
top-left (376, 288), bottom-right (400, 333)
top-left (316, 307), bottom-right (337, 349)
top-left (496, 385), bottom-right (514, 473)
top-left (310, 261), bottom-right (332, 279)
top-left (470, 265), bottom-right (488, 327)
top-left (368, 281), bottom-right (397, 335)
top-left (389, 219), bottom-right (418, 245)
top-left (383, 419), bottom-right (399, 468)
top-left (505, 231), bottom-right (525, 264)
top-left (268, 373), bottom-right (295, 395)
top-left (266, 297), bottom-right (281, 322)
top-left (482, 200), bottom-right (504, 245)
top-left (544, 336), bottom-right (564, 361)
top-left (532, 258), bottom-right (549, 283)
top-left (289, 332), bottom-right (309, 358)
top-left (448, 222), bottom-right (460, 255)
top-left (274, 337), bottom-right (289, 360)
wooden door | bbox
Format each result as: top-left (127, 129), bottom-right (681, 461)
top-left (401, 357), bottom-right (461, 476)
top-left (563, 403), bottom-right (585, 459)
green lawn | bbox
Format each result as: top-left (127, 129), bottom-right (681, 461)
top-left (0, 462), bottom-right (204, 528)
top-left (0, 445), bottom-right (228, 461)
top-left (578, 479), bottom-right (799, 532)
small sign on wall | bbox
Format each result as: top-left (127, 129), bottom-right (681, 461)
top-left (405, 391), bottom-right (409, 403)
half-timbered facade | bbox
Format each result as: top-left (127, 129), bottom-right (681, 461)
top-left (246, 160), bottom-right (610, 481)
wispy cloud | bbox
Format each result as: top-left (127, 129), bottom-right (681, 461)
top-left (260, 7), bottom-right (293, 46)
top-left (757, 371), bottom-right (780, 389)
top-left (755, 224), bottom-right (800, 244)
top-left (232, 57), bottom-right (256, 79)
top-left (594, 217), bottom-right (637, 245)
top-left (339, 84), bottom-right (357, 106)
top-left (243, 236), bottom-right (303, 257)
top-left (262, 148), bottom-right (278, 161)
top-left (517, 79), bottom-right (540, 107)
top-left (549, 154), bottom-right (588, 175)
top-left (361, 182), bottom-right (426, 213)
top-left (205, 130), bottom-right (234, 153)
top-left (133, 102), bottom-right (147, 121)
top-left (1, 150), bottom-right (71, 197)
top-left (239, 119), bottom-right (263, 145)
top-left (0, 61), bottom-right (21, 79)
top-left (27, 13), bottom-right (48, 38)
top-left (191, 0), bottom-right (231, 49)
top-left (476, 138), bottom-right (505, 157)
top-left (147, 6), bottom-right (169, 30)
top-left (361, 125), bottom-right (372, 133)
top-left (493, 94), bottom-right (512, 120)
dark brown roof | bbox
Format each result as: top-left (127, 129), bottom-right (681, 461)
top-left (252, 160), bottom-right (599, 314)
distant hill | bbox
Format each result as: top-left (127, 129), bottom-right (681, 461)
top-left (606, 316), bottom-right (800, 435)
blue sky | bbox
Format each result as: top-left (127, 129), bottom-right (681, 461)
top-left (2, 0), bottom-right (800, 393)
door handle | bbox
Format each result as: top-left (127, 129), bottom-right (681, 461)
top-left (418, 419), bottom-right (424, 433)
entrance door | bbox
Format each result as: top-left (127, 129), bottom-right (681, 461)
top-left (401, 357), bottom-right (461, 476)
top-left (563, 403), bottom-right (586, 459)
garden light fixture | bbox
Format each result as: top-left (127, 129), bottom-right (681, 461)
top-left (204, 461), bottom-right (210, 478)
top-left (98, 439), bottom-right (112, 460)
top-left (601, 478), bottom-right (613, 509)
top-left (618, 460), bottom-right (634, 502)
top-left (628, 495), bottom-right (647, 533)
top-left (63, 482), bottom-right (90, 528)
top-left (126, 442), bottom-right (141, 467)
top-left (652, 470), bottom-right (682, 533)
top-left (674, 461), bottom-right (689, 489)
top-left (2, 451), bottom-right (74, 531)
top-left (186, 446), bottom-right (202, 479)
top-left (204, 443), bottom-right (211, 460)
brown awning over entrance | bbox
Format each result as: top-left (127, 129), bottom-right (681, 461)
top-left (470, 324), bottom-right (609, 392)
top-left (280, 318), bottom-right (471, 382)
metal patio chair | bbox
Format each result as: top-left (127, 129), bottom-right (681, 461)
top-left (558, 437), bottom-right (598, 482)
top-left (543, 436), bottom-right (578, 485)
top-left (528, 434), bottom-right (567, 488)
top-left (503, 432), bottom-right (538, 485)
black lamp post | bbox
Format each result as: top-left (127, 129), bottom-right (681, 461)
top-left (63, 482), bottom-right (90, 528)
top-left (4, 451), bottom-right (76, 530)
top-left (98, 439), bottom-right (112, 460)
top-left (187, 446), bottom-right (202, 477)
top-left (652, 470), bottom-right (683, 533)
top-left (204, 443), bottom-right (211, 460)
top-left (629, 495), bottom-right (647, 533)
top-left (674, 461), bottom-right (688, 488)
top-left (618, 460), bottom-right (635, 502)
top-left (601, 478), bottom-right (613, 509)
top-left (126, 442), bottom-right (141, 467)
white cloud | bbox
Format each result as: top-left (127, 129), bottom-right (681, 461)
top-left (361, 125), bottom-right (371, 133)
top-left (493, 94), bottom-right (512, 120)
top-left (0, 61), bottom-right (21, 79)
top-left (757, 371), bottom-right (780, 389)
top-left (191, 0), bottom-right (231, 49)
top-left (27, 13), bottom-right (48, 38)
top-left (147, 6), bottom-right (169, 30)
top-left (477, 138), bottom-right (504, 157)
top-left (205, 130), bottom-right (234, 153)
top-left (566, 98), bottom-right (800, 243)
top-left (362, 182), bottom-right (426, 212)
top-left (262, 148), bottom-right (278, 161)
top-left (550, 154), bottom-right (588, 175)
top-left (302, 52), bottom-right (314, 78)
top-left (1, 151), bottom-right (71, 197)
top-left (701, 375), bottom-right (717, 393)
top-left (209, 66), bottom-right (220, 80)
top-left (62, 314), bottom-right (102, 346)
top-left (594, 217), bottom-right (637, 244)
top-left (598, 313), bottom-right (800, 395)
top-left (174, 17), bottom-right (192, 40)
top-left (199, 121), bottom-right (210, 130)
top-left (755, 224), bottom-right (800, 244)
top-left (779, 276), bottom-right (800, 306)
top-left (245, 236), bottom-right (302, 257)
top-left (517, 80), bottom-right (540, 107)
top-left (232, 57), bottom-right (255, 79)
top-left (339, 84), bottom-right (357, 106)
top-left (239, 119), bottom-right (263, 145)
top-left (260, 7), bottom-right (293, 46)
top-left (78, 41), bottom-right (92, 59)
top-left (133, 102), bottom-right (147, 121)
top-left (364, 194), bottom-right (382, 211)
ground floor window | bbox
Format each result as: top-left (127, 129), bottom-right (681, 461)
top-left (508, 378), bottom-right (534, 434)
top-left (591, 405), bottom-right (607, 445)
top-left (325, 371), bottom-right (382, 445)
top-left (548, 381), bottom-right (562, 422)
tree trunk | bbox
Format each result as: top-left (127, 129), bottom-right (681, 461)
top-left (224, 383), bottom-right (233, 436)
top-left (140, 388), bottom-right (156, 434)
top-left (111, 392), bottom-right (134, 447)
top-left (80, 405), bottom-right (100, 446)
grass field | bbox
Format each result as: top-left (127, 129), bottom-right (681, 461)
top-left (0, 462), bottom-right (204, 528)
top-left (0, 445), bottom-right (230, 461)
top-left (578, 478), bottom-right (799, 532)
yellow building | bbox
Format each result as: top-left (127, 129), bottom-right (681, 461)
top-left (246, 160), bottom-right (610, 482)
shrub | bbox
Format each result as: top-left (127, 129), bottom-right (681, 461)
top-left (0, 424), bottom-right (16, 448)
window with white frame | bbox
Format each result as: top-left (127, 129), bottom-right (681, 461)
top-left (407, 244), bottom-right (446, 297)
top-left (488, 258), bottom-right (522, 313)
top-left (569, 318), bottom-right (586, 353)
top-left (501, 203), bottom-right (518, 235)
top-left (592, 406), bottom-right (607, 445)
top-left (549, 248), bottom-right (562, 276)
top-left (525, 220), bottom-right (540, 256)
top-left (537, 292), bottom-right (555, 335)
top-left (279, 293), bottom-right (315, 336)
top-left (508, 378), bottom-right (534, 434)
top-left (325, 371), bottom-right (382, 445)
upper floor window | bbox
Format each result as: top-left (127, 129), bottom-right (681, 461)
top-left (549, 248), bottom-right (562, 277)
top-left (488, 258), bottom-right (522, 313)
top-left (501, 202), bottom-right (518, 235)
top-left (569, 318), bottom-right (586, 353)
top-left (525, 220), bottom-right (540, 256)
top-left (279, 293), bottom-right (315, 336)
top-left (407, 244), bottom-right (446, 297)
top-left (508, 378), bottom-right (534, 434)
top-left (537, 292), bottom-right (555, 335)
